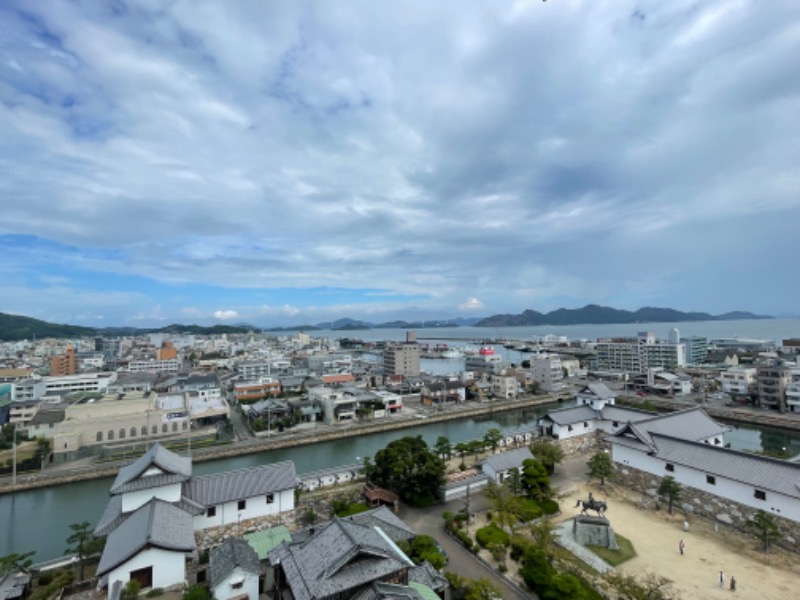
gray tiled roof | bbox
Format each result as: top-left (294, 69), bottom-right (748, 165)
top-left (270, 517), bottom-right (411, 600)
top-left (110, 443), bottom-right (192, 495)
top-left (352, 582), bottom-right (425, 600)
top-left (600, 405), bottom-right (656, 424)
top-left (540, 405), bottom-right (597, 426)
top-left (210, 537), bottom-right (260, 586)
top-left (626, 407), bottom-right (730, 449)
top-left (649, 433), bottom-right (800, 500)
top-left (94, 495), bottom-right (124, 537)
top-left (482, 447), bottom-right (534, 473)
top-left (344, 506), bottom-right (416, 543)
top-left (97, 499), bottom-right (195, 576)
top-left (408, 562), bottom-right (448, 592)
top-left (581, 382), bottom-right (615, 399)
top-left (188, 461), bottom-right (296, 507)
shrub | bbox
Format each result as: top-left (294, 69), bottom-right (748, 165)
top-left (146, 589), bottom-right (164, 598)
top-left (511, 497), bottom-right (543, 522)
top-left (509, 536), bottom-right (530, 561)
top-left (120, 580), bottom-right (140, 600)
top-left (475, 524), bottom-right (511, 548)
top-left (334, 502), bottom-right (370, 517)
top-left (37, 573), bottom-right (53, 586)
top-left (183, 585), bottom-right (211, 600)
top-left (541, 499), bottom-right (560, 515)
top-left (486, 511), bottom-right (493, 521)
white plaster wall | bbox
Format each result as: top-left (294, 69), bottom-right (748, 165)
top-left (612, 444), bottom-right (800, 522)
top-left (213, 568), bottom-right (259, 600)
top-left (121, 483), bottom-right (182, 513)
top-left (193, 489), bottom-right (294, 530)
top-left (107, 547), bottom-right (186, 591)
top-left (554, 420), bottom-right (595, 440)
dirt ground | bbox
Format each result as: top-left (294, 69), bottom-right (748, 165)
top-left (553, 457), bottom-right (800, 600)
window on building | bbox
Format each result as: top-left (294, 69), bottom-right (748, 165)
top-left (130, 427), bottom-right (137, 438)
top-left (567, 425), bottom-right (573, 431)
top-left (266, 493), bottom-right (274, 504)
top-left (162, 424), bottom-right (168, 433)
top-left (172, 422), bottom-right (178, 432)
top-left (152, 425), bottom-right (158, 435)
top-left (207, 507), bottom-right (216, 517)
top-left (119, 428), bottom-right (125, 439)
top-left (108, 430), bottom-right (114, 440)
top-left (706, 475), bottom-right (716, 485)
top-left (231, 582), bottom-right (243, 590)
top-left (714, 438), bottom-right (721, 445)
top-left (665, 463), bottom-right (674, 472)
top-left (612, 421), bottom-right (619, 427)
top-left (238, 500), bottom-right (246, 511)
top-left (96, 431), bottom-right (103, 442)
top-left (182, 421), bottom-right (188, 430)
top-left (583, 422), bottom-right (589, 428)
top-left (754, 489), bottom-right (767, 501)
top-left (141, 426), bottom-right (147, 436)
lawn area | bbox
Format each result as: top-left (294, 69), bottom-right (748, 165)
top-left (0, 440), bottom-right (37, 464)
top-left (586, 533), bottom-right (636, 566)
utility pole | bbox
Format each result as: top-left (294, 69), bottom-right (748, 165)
top-left (12, 423), bottom-right (17, 485)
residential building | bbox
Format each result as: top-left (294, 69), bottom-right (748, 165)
top-left (757, 362), bottom-right (792, 411)
top-left (42, 372), bottom-right (117, 398)
top-left (490, 373), bottom-right (521, 399)
top-left (683, 336), bottom-right (709, 365)
top-left (234, 378), bottom-right (281, 403)
top-left (595, 332), bottom-right (686, 373)
top-left (464, 347), bottom-right (504, 374)
top-left (383, 334), bottom-right (421, 377)
top-left (719, 367), bottom-right (757, 396)
top-left (482, 447), bottom-right (534, 484)
top-left (158, 342), bottom-right (178, 361)
top-left (307, 385), bottom-right (357, 423)
top-left (210, 538), bottom-right (260, 600)
top-left (50, 346), bottom-right (76, 376)
top-left (528, 353), bottom-right (564, 392)
top-left (237, 362), bottom-right (273, 380)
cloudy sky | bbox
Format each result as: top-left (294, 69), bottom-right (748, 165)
top-left (1, 0), bottom-right (798, 327)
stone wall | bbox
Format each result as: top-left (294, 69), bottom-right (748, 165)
top-left (556, 431), bottom-right (604, 456)
top-left (615, 464), bottom-right (800, 553)
top-left (195, 512), bottom-right (298, 548)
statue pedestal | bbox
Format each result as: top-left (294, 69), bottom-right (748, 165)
top-left (573, 515), bottom-right (619, 550)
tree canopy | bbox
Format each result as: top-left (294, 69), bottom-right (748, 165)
top-left (587, 451), bottom-right (614, 486)
top-left (521, 458), bottom-right (552, 502)
top-left (482, 428), bottom-right (503, 454)
top-left (370, 435), bottom-right (446, 506)
top-left (656, 476), bottom-right (682, 515)
top-left (530, 441), bottom-right (565, 474)
top-left (747, 509), bottom-right (782, 552)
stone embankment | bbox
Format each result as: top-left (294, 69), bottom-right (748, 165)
top-left (0, 393), bottom-right (568, 495)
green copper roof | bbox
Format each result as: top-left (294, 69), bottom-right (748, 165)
top-left (408, 582), bottom-right (440, 600)
top-left (243, 525), bottom-right (291, 560)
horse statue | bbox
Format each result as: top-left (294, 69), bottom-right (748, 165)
top-left (575, 493), bottom-right (608, 517)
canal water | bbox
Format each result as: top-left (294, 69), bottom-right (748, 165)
top-left (2, 404), bottom-right (799, 562)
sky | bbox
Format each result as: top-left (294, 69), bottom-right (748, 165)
top-left (1, 0), bottom-right (799, 328)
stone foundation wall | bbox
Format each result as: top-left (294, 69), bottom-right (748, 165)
top-left (195, 512), bottom-right (298, 548)
top-left (615, 464), bottom-right (800, 553)
top-left (556, 431), bottom-right (604, 456)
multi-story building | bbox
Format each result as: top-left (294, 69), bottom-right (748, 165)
top-left (42, 372), bottom-right (117, 398)
top-left (757, 362), bottom-right (792, 411)
top-left (595, 332), bottom-right (686, 374)
top-left (490, 373), bottom-right (521, 399)
top-left (158, 341), bottom-right (178, 361)
top-left (719, 367), bottom-right (757, 396)
top-left (50, 346), bottom-right (76, 376)
top-left (683, 336), bottom-right (709, 365)
top-left (465, 347), bottom-right (504, 374)
top-left (237, 361), bottom-right (273, 380)
top-left (234, 378), bottom-right (282, 403)
top-left (126, 358), bottom-right (180, 373)
top-left (528, 353), bottom-right (564, 392)
top-left (383, 333), bottom-right (421, 377)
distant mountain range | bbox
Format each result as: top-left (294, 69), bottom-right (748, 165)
top-left (0, 312), bottom-right (254, 341)
top-left (0, 306), bottom-right (774, 341)
top-left (475, 305), bottom-right (773, 327)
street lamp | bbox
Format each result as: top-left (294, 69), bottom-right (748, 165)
top-left (11, 423), bottom-right (17, 485)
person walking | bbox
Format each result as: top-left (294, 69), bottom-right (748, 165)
top-left (719, 571), bottom-right (725, 588)
top-left (679, 539), bottom-right (685, 555)
top-left (730, 575), bottom-right (736, 592)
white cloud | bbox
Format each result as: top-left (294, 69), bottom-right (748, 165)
top-left (459, 298), bottom-right (485, 311)
top-left (213, 310), bottom-right (239, 321)
top-left (0, 0), bottom-right (798, 324)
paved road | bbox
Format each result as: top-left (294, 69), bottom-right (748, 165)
top-left (398, 495), bottom-right (533, 600)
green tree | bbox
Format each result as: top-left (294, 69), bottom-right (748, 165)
top-left (434, 436), bottom-right (452, 460)
top-left (605, 571), bottom-right (674, 600)
top-left (483, 481), bottom-right (518, 534)
top-left (398, 534), bottom-right (447, 571)
top-left (467, 439), bottom-right (485, 464)
top-left (463, 577), bottom-right (502, 600)
top-left (505, 467), bottom-right (523, 496)
top-left (530, 441), bottom-right (565, 475)
top-left (454, 442), bottom-right (469, 469)
top-left (587, 451), bottom-right (615, 487)
top-left (747, 509), bottom-right (782, 552)
top-left (371, 436), bottom-right (446, 506)
top-left (521, 458), bottom-right (551, 502)
top-left (0, 551), bottom-right (35, 576)
top-left (482, 428), bottom-right (503, 454)
top-left (183, 585), bottom-right (211, 600)
top-left (65, 521), bottom-right (104, 581)
top-left (656, 476), bottom-right (682, 515)
top-left (542, 572), bottom-right (588, 600)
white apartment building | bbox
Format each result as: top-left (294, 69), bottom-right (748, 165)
top-left (528, 353), bottom-right (564, 392)
top-left (127, 359), bottom-right (180, 373)
top-left (719, 367), bottom-right (756, 396)
top-left (784, 369), bottom-right (800, 413)
top-left (41, 372), bottom-right (118, 398)
top-left (11, 377), bottom-right (46, 401)
top-left (595, 332), bottom-right (686, 373)
top-left (237, 362), bottom-right (273, 380)
top-left (490, 373), bottom-right (521, 399)
top-left (383, 342), bottom-right (421, 377)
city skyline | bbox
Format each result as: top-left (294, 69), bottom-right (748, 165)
top-left (1, 1), bottom-right (799, 327)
